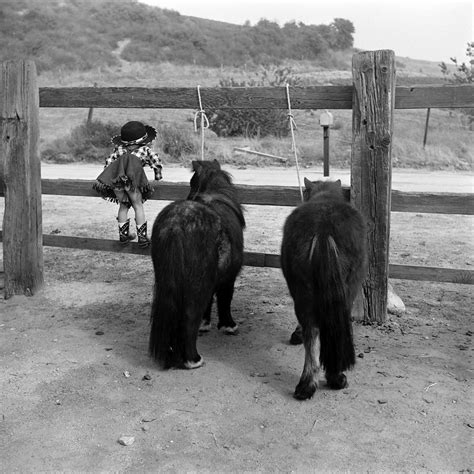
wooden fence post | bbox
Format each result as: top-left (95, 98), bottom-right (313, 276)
top-left (0, 60), bottom-right (43, 298)
top-left (351, 50), bottom-right (396, 323)
top-left (423, 108), bottom-right (431, 148)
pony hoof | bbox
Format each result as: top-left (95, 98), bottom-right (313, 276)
top-left (199, 321), bottom-right (211, 333)
top-left (183, 356), bottom-right (204, 369)
top-left (293, 381), bottom-right (317, 400)
top-left (219, 324), bottom-right (239, 335)
top-left (289, 330), bottom-right (303, 345)
top-left (326, 373), bottom-right (348, 390)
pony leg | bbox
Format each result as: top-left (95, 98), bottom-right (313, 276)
top-left (199, 296), bottom-right (214, 333)
top-left (325, 309), bottom-right (353, 390)
top-left (182, 309), bottom-right (204, 369)
top-left (294, 325), bottom-right (320, 400)
top-left (323, 277), bottom-right (355, 390)
top-left (322, 292), bottom-right (352, 390)
top-left (289, 323), bottom-right (303, 345)
top-left (216, 283), bottom-right (238, 334)
top-left (326, 372), bottom-right (348, 390)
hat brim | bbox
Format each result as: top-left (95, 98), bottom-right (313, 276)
top-left (111, 125), bottom-right (157, 146)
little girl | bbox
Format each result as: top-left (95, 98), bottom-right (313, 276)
top-left (93, 121), bottom-right (163, 248)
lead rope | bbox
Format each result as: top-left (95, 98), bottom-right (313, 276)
top-left (285, 83), bottom-right (304, 202)
top-left (193, 85), bottom-right (210, 161)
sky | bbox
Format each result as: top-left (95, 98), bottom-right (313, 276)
top-left (138, 0), bottom-right (473, 63)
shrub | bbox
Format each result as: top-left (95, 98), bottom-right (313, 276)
top-left (41, 119), bottom-right (199, 164)
top-left (208, 66), bottom-right (302, 138)
top-left (158, 124), bottom-right (198, 160)
top-left (208, 108), bottom-right (289, 138)
top-left (41, 119), bottom-right (118, 163)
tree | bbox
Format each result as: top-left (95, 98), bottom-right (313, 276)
top-left (439, 42), bottom-right (473, 84)
top-left (329, 18), bottom-right (355, 50)
top-left (298, 26), bottom-right (327, 58)
top-left (439, 42), bottom-right (474, 128)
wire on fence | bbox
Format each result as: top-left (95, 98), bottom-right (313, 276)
top-left (193, 84), bottom-right (210, 161)
top-left (285, 83), bottom-right (303, 202)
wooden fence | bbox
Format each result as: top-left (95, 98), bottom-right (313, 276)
top-left (1, 52), bottom-right (473, 323)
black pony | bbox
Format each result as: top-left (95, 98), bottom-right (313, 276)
top-left (149, 160), bottom-right (245, 369)
top-left (280, 178), bottom-right (368, 400)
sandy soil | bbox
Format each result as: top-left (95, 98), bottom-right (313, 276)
top-left (0, 165), bottom-right (473, 472)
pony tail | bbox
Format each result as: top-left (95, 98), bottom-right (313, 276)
top-left (312, 235), bottom-right (356, 375)
top-left (148, 236), bottom-right (186, 368)
top-left (148, 286), bottom-right (180, 369)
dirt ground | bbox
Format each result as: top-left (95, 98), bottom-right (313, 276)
top-left (1, 165), bottom-right (473, 472)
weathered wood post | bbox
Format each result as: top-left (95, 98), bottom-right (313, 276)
top-left (351, 50), bottom-right (396, 323)
top-left (0, 60), bottom-right (43, 298)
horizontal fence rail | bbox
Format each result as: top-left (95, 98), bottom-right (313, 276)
top-left (0, 180), bottom-right (472, 284)
top-left (0, 231), bottom-right (470, 285)
top-left (38, 84), bottom-right (474, 109)
top-left (30, 81), bottom-right (474, 293)
top-left (1, 180), bottom-right (472, 215)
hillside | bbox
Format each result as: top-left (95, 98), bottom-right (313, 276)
top-left (0, 0), bottom-right (356, 73)
top-left (3, 0), bottom-right (469, 172)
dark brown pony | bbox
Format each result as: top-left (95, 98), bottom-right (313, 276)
top-left (281, 179), bottom-right (368, 400)
top-left (149, 160), bottom-right (245, 369)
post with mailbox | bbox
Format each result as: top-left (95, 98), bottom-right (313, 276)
top-left (319, 110), bottom-right (333, 176)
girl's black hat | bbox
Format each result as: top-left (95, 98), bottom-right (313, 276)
top-left (112, 121), bottom-right (157, 146)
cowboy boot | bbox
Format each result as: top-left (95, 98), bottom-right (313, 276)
top-left (118, 218), bottom-right (136, 245)
top-left (136, 221), bottom-right (151, 248)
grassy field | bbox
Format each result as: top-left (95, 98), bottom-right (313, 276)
top-left (38, 61), bottom-right (473, 171)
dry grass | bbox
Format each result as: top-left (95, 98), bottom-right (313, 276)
top-left (38, 63), bottom-right (472, 171)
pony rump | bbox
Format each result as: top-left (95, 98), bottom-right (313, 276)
top-left (281, 178), bottom-right (367, 400)
top-left (149, 201), bottom-right (220, 368)
top-left (149, 159), bottom-right (245, 370)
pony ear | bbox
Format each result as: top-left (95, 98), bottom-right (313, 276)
top-left (304, 177), bottom-right (313, 189)
top-left (192, 160), bottom-right (202, 173)
top-left (335, 179), bottom-right (342, 187)
top-left (212, 159), bottom-right (221, 170)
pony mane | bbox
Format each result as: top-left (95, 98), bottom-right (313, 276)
top-left (189, 164), bottom-right (245, 228)
top-left (207, 194), bottom-right (246, 229)
top-left (202, 168), bottom-right (235, 192)
top-left (304, 179), bottom-right (344, 203)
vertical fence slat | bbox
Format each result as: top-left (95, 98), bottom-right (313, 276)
top-left (351, 50), bottom-right (396, 323)
top-left (1, 60), bottom-right (43, 298)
